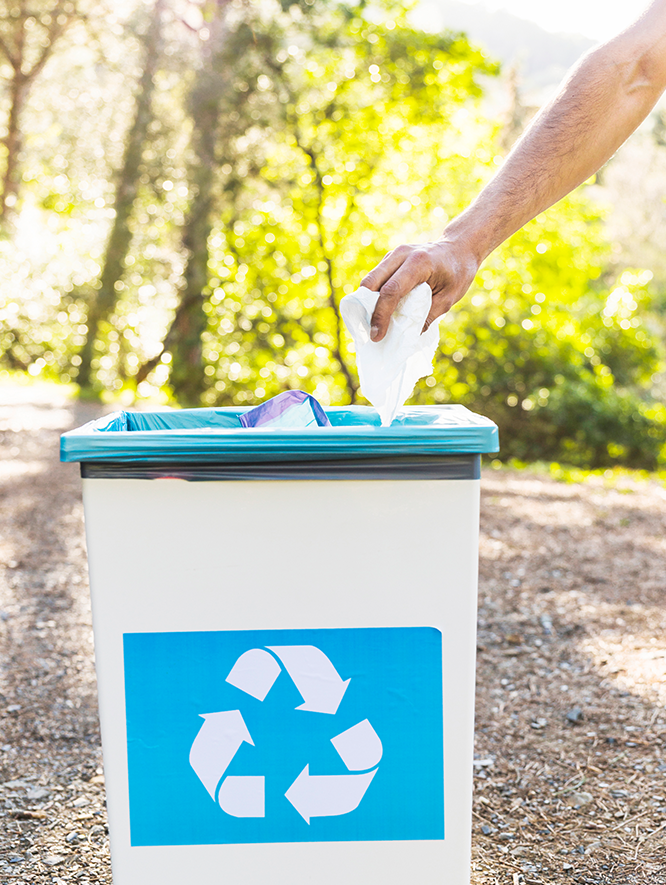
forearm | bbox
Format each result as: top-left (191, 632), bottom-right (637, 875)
top-left (446, 6), bottom-right (666, 260)
top-left (362, 0), bottom-right (666, 341)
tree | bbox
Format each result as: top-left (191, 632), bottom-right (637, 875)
top-left (164, 0), bottom-right (237, 405)
top-left (76, 0), bottom-right (167, 391)
top-left (149, 0), bottom-right (290, 405)
top-left (0, 0), bottom-right (82, 227)
top-left (197, 1), bottom-right (498, 407)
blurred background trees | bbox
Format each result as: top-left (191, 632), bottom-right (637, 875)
top-left (0, 0), bottom-right (85, 226)
top-left (0, 0), bottom-right (665, 468)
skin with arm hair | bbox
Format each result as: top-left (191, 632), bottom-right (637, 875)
top-left (362, 0), bottom-right (666, 342)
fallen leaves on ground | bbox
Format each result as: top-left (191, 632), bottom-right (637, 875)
top-left (473, 472), bottom-right (666, 884)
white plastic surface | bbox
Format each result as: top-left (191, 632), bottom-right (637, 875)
top-left (81, 476), bottom-right (480, 885)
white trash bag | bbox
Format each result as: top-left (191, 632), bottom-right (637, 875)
top-left (340, 283), bottom-right (440, 426)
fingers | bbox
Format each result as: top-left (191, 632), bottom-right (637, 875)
top-left (370, 250), bottom-right (433, 341)
top-left (420, 273), bottom-right (475, 333)
top-left (360, 239), bottom-right (481, 340)
top-left (360, 246), bottom-right (411, 293)
top-left (421, 293), bottom-right (451, 334)
top-left (421, 309), bottom-right (445, 335)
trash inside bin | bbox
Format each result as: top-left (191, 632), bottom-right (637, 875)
top-left (239, 390), bottom-right (331, 428)
top-left (61, 404), bottom-right (498, 885)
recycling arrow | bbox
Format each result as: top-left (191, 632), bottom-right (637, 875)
top-left (217, 775), bottom-right (265, 818)
top-left (330, 719), bottom-right (383, 771)
top-left (188, 710), bottom-right (254, 801)
top-left (284, 719), bottom-right (382, 823)
top-left (226, 648), bottom-right (281, 701)
top-left (226, 644), bottom-right (350, 715)
top-left (285, 766), bottom-right (377, 824)
top-left (267, 645), bottom-right (350, 715)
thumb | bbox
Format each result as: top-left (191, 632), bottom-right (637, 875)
top-left (370, 286), bottom-right (404, 342)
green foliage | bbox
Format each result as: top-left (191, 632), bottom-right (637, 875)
top-left (411, 198), bottom-right (666, 467)
top-left (0, 0), bottom-right (664, 471)
top-left (200, 1), bottom-right (498, 405)
top-left (487, 458), bottom-right (666, 491)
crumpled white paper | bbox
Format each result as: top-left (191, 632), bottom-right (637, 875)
top-left (340, 283), bottom-right (440, 426)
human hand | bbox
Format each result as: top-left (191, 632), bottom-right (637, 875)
top-left (360, 239), bottom-right (481, 342)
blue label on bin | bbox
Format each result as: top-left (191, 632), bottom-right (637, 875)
top-left (123, 626), bottom-right (444, 846)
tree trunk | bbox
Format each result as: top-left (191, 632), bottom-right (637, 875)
top-left (168, 1), bottom-right (233, 406)
top-left (76, 0), bottom-right (166, 391)
top-left (0, 0), bottom-right (78, 227)
top-left (166, 160), bottom-right (215, 406)
top-left (0, 72), bottom-right (29, 223)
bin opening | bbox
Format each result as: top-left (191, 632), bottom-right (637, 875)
top-left (97, 404), bottom-right (486, 433)
top-left (61, 404), bottom-right (499, 465)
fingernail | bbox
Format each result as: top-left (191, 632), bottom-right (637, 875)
top-left (370, 325), bottom-right (379, 340)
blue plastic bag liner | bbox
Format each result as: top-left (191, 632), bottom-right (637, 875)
top-left (60, 404), bottom-right (498, 464)
top-left (239, 391), bottom-right (331, 429)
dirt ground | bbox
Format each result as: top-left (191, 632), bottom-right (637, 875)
top-left (1, 381), bottom-right (665, 884)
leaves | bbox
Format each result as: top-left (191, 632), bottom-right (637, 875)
top-left (0, 0), bottom-right (664, 470)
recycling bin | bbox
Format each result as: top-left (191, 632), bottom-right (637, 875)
top-left (61, 405), bottom-right (498, 885)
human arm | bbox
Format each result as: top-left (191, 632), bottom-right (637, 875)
top-left (363, 0), bottom-right (666, 341)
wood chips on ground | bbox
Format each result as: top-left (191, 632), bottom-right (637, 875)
top-left (1, 383), bottom-right (665, 884)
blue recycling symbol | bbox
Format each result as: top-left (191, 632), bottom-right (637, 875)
top-left (188, 645), bottom-right (383, 823)
top-left (123, 627), bottom-right (445, 846)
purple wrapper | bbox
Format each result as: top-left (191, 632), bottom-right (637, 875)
top-left (239, 390), bottom-right (331, 429)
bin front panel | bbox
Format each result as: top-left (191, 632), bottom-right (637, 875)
top-left (82, 476), bottom-right (480, 885)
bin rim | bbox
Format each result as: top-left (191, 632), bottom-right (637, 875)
top-left (60, 404), bottom-right (499, 464)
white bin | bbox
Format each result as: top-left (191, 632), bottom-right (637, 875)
top-left (61, 404), bottom-right (498, 885)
